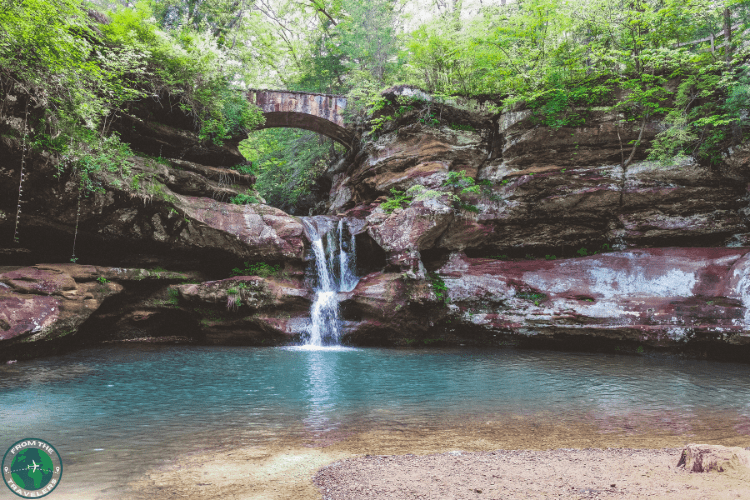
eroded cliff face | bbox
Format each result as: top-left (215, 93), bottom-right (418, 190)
top-left (0, 93), bottom-right (305, 271)
top-left (2, 89), bottom-right (750, 361)
top-left (331, 107), bottom-right (750, 262)
top-left (0, 91), bottom-right (311, 358)
top-left (320, 94), bottom-right (750, 355)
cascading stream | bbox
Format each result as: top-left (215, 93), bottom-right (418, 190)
top-left (302, 219), bottom-right (358, 346)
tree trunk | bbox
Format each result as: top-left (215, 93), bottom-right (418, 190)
top-left (723, 7), bottom-right (732, 64)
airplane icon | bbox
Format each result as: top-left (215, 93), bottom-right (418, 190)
top-left (28, 461), bottom-right (39, 473)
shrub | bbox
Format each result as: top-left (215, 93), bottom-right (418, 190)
top-left (381, 188), bottom-right (412, 213)
top-left (230, 262), bottom-right (280, 278)
top-left (229, 192), bottom-right (259, 205)
top-left (427, 272), bottom-right (449, 305)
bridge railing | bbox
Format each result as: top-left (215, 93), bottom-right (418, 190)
top-left (247, 89), bottom-right (347, 99)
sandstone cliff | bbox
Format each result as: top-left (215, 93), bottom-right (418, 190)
top-left (2, 88), bottom-right (750, 361)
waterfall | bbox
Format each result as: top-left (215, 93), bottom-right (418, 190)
top-left (302, 218), bottom-right (358, 346)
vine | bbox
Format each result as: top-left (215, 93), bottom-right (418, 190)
top-left (13, 99), bottom-right (28, 244)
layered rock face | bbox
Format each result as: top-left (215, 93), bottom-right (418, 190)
top-left (336, 248), bottom-right (750, 350)
top-left (0, 91), bottom-right (309, 359)
top-left (0, 93), bottom-right (303, 271)
top-left (320, 96), bottom-right (750, 354)
top-left (0, 264), bottom-right (198, 360)
top-left (2, 88), bottom-right (750, 360)
top-left (173, 273), bottom-right (311, 344)
top-left (439, 249), bottom-right (750, 345)
top-left (329, 103), bottom-right (750, 258)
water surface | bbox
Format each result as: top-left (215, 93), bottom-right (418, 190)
top-left (2, 345), bottom-right (750, 498)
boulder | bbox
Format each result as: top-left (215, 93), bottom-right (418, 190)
top-left (677, 444), bottom-right (750, 473)
top-left (367, 198), bottom-right (454, 274)
top-left (179, 196), bottom-right (305, 261)
top-left (340, 271), bottom-right (441, 344)
top-left (176, 275), bottom-right (310, 310)
top-left (173, 274), bottom-right (312, 345)
top-left (0, 264), bottom-right (201, 360)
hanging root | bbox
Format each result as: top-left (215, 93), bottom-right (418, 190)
top-left (70, 187), bottom-right (81, 263)
top-left (129, 192), bottom-right (154, 205)
top-left (226, 294), bottom-right (240, 311)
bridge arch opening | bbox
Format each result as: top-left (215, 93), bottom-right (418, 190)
top-left (248, 90), bottom-right (356, 149)
top-left (259, 112), bottom-right (355, 149)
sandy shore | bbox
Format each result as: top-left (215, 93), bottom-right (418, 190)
top-left (315, 448), bottom-right (750, 500)
top-left (125, 417), bottom-right (750, 500)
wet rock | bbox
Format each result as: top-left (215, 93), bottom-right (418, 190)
top-left (677, 444), bottom-right (750, 473)
top-left (341, 272), bottom-right (439, 344)
top-left (1, 266), bottom-right (77, 296)
top-left (0, 291), bottom-right (61, 342)
top-left (172, 274), bottom-right (311, 345)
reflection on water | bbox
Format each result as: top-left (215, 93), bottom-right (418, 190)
top-left (1, 345), bottom-right (750, 497)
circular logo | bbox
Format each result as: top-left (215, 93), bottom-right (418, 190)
top-left (2, 439), bottom-right (62, 498)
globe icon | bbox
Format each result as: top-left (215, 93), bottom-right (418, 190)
top-left (9, 448), bottom-right (54, 491)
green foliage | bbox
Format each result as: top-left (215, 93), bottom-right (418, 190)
top-left (229, 192), bottom-right (259, 205)
top-left (130, 173), bottom-right (145, 191)
top-left (1, 0), bottom-right (266, 199)
top-left (522, 75), bottom-right (614, 129)
top-left (368, 95), bottom-right (434, 135)
top-left (230, 261), bottom-right (281, 278)
top-left (57, 133), bottom-right (134, 193)
top-left (381, 188), bottom-right (413, 213)
top-left (427, 272), bottom-right (449, 305)
top-left (449, 123), bottom-right (475, 132)
top-left (146, 182), bottom-right (177, 203)
top-left (238, 128), bottom-right (343, 212)
top-left (577, 248), bottom-right (588, 257)
top-left (405, 185), bottom-right (444, 202)
top-left (380, 170), bottom-right (487, 215)
top-left (442, 170), bottom-right (481, 212)
top-left (8, 0), bottom-right (750, 214)
top-left (419, 112), bottom-right (440, 127)
top-left (96, 276), bottom-right (109, 284)
top-left (103, 4), bottom-right (265, 145)
top-left (443, 170), bottom-right (477, 191)
top-left (516, 291), bottom-right (547, 306)
top-left (649, 66), bottom-right (750, 166)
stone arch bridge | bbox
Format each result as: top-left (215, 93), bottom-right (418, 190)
top-left (247, 89), bottom-right (357, 149)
